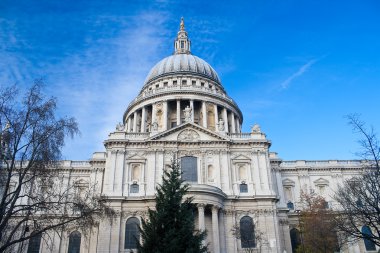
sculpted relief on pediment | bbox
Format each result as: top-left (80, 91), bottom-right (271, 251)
top-left (177, 129), bottom-right (200, 142)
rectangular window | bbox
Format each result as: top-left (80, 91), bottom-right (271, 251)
top-left (181, 156), bottom-right (197, 182)
top-left (130, 184), bottom-right (139, 193)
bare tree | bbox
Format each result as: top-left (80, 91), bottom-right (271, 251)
top-left (231, 218), bottom-right (268, 253)
top-left (0, 82), bottom-right (113, 253)
top-left (333, 114), bottom-right (380, 247)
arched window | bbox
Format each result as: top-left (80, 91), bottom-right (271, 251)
top-left (68, 231), bottom-right (81, 253)
top-left (240, 216), bottom-right (255, 248)
top-left (239, 183), bottom-right (248, 193)
top-left (290, 228), bottom-right (301, 253)
top-left (125, 217), bottom-right (140, 249)
top-left (181, 156), bottom-right (197, 182)
top-left (27, 232), bottom-right (42, 253)
top-left (362, 226), bottom-right (376, 251)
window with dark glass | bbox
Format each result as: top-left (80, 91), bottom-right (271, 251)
top-left (240, 183), bottom-right (248, 193)
top-left (125, 217), bottom-right (140, 249)
top-left (181, 156), bottom-right (197, 182)
top-left (240, 216), bottom-right (255, 248)
top-left (362, 226), bottom-right (376, 251)
top-left (287, 201), bottom-right (294, 210)
top-left (27, 232), bottom-right (42, 253)
top-left (130, 183), bottom-right (139, 193)
top-left (68, 231), bottom-right (81, 253)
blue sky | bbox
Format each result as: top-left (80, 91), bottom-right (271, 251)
top-left (1, 0), bottom-right (379, 161)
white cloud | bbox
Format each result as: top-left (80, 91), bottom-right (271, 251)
top-left (0, 10), bottom-right (172, 159)
top-left (280, 58), bottom-right (319, 89)
top-left (56, 11), bottom-right (172, 159)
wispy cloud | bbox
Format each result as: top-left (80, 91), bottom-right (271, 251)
top-left (55, 11), bottom-right (172, 159)
top-left (280, 58), bottom-right (320, 89)
top-left (0, 6), bottom-right (172, 159)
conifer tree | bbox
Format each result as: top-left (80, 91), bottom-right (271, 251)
top-left (138, 160), bottom-right (208, 253)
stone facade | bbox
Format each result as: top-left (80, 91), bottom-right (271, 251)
top-left (23, 18), bottom-right (378, 253)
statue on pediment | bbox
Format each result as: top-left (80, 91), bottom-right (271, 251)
top-left (251, 123), bottom-right (261, 133)
top-left (116, 122), bottom-right (125, 131)
top-left (183, 106), bottom-right (192, 122)
top-left (217, 118), bottom-right (225, 131)
top-left (152, 120), bottom-right (159, 131)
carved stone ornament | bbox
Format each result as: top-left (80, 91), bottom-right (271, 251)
top-left (155, 102), bottom-right (163, 109)
top-left (177, 129), bottom-right (200, 142)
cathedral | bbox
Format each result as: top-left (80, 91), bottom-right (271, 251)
top-left (26, 19), bottom-right (376, 253)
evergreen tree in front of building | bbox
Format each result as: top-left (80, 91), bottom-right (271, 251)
top-left (138, 160), bottom-right (208, 253)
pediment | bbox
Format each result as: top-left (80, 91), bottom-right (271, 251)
top-left (231, 154), bottom-right (251, 161)
top-left (282, 178), bottom-right (295, 187)
top-left (149, 123), bottom-right (229, 142)
top-left (314, 178), bottom-right (329, 186)
top-left (127, 153), bottom-right (146, 160)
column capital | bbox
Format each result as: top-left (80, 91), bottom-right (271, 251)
top-left (212, 204), bottom-right (222, 212)
top-left (197, 203), bottom-right (207, 209)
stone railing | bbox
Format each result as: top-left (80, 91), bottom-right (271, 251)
top-left (125, 132), bottom-right (150, 139)
top-left (228, 133), bottom-right (252, 139)
top-left (61, 160), bottom-right (91, 167)
top-left (281, 160), bottom-right (363, 167)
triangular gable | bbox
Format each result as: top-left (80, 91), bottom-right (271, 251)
top-left (314, 178), bottom-right (329, 186)
top-left (149, 122), bottom-right (229, 142)
top-left (231, 154), bottom-right (251, 161)
top-left (127, 153), bottom-right (146, 160)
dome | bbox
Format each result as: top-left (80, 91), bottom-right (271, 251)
top-left (144, 54), bottom-right (221, 84)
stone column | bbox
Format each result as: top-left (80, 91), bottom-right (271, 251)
top-left (214, 104), bottom-right (218, 129)
top-left (133, 111), bottom-right (137, 132)
top-left (163, 100), bottom-right (168, 130)
top-left (202, 101), bottom-right (207, 128)
top-left (231, 113), bottom-right (236, 133)
top-left (223, 108), bottom-right (229, 133)
top-left (212, 205), bottom-right (220, 253)
top-left (235, 117), bottom-right (240, 133)
top-left (176, 100), bottom-right (181, 126)
top-left (141, 106), bottom-right (146, 132)
top-left (190, 100), bottom-right (194, 122)
top-left (197, 204), bottom-right (205, 231)
top-left (152, 103), bottom-right (157, 124)
top-left (127, 117), bottom-right (131, 132)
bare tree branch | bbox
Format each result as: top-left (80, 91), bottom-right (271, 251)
top-left (333, 114), bottom-right (380, 247)
top-left (0, 81), bottom-right (114, 253)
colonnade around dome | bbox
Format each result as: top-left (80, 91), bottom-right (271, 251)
top-left (124, 72), bottom-right (242, 135)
